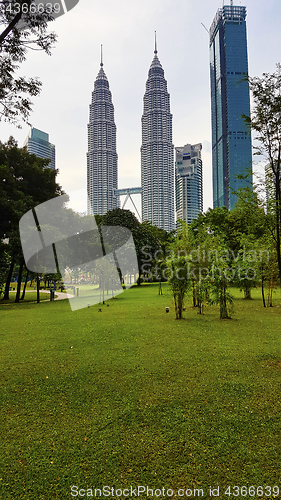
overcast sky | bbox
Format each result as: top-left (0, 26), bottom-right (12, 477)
top-left (1, 0), bottom-right (281, 216)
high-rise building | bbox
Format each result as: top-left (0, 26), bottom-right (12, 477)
top-left (175, 143), bottom-right (203, 225)
top-left (209, 1), bottom-right (252, 210)
top-left (87, 50), bottom-right (118, 215)
top-left (141, 38), bottom-right (175, 232)
top-left (24, 127), bottom-right (55, 170)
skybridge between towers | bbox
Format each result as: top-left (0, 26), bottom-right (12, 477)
top-left (113, 187), bottom-right (142, 221)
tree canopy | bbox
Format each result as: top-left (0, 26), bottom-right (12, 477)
top-left (243, 65), bottom-right (281, 285)
top-left (0, 0), bottom-right (56, 125)
top-left (0, 137), bottom-right (63, 299)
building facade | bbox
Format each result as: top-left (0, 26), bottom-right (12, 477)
top-left (24, 127), bottom-right (55, 170)
top-left (175, 143), bottom-right (203, 225)
top-left (209, 2), bottom-right (252, 210)
top-left (141, 42), bottom-right (175, 232)
top-left (87, 57), bottom-right (118, 215)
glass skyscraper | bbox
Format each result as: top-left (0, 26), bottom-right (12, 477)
top-left (141, 41), bottom-right (175, 232)
top-left (87, 55), bottom-right (118, 215)
top-left (24, 127), bottom-right (55, 170)
top-left (175, 143), bottom-right (203, 225)
top-left (209, 2), bottom-right (252, 210)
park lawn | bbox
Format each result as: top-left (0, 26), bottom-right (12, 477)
top-left (1, 291), bottom-right (51, 303)
top-left (0, 283), bottom-right (280, 500)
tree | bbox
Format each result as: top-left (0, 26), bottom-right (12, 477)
top-left (190, 210), bottom-right (235, 319)
top-left (102, 208), bottom-right (160, 286)
top-left (229, 188), bottom-right (267, 299)
top-left (139, 221), bottom-right (171, 288)
top-left (0, 137), bottom-right (63, 300)
top-left (188, 219), bottom-right (211, 313)
top-left (166, 221), bottom-right (191, 320)
top-left (208, 236), bottom-right (234, 320)
top-left (243, 65), bottom-right (281, 286)
top-left (0, 240), bottom-right (10, 296)
top-left (0, 0), bottom-right (56, 125)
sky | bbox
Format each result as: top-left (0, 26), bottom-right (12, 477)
top-left (1, 0), bottom-right (281, 216)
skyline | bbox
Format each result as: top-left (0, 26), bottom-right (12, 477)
top-left (0, 0), bottom-right (280, 215)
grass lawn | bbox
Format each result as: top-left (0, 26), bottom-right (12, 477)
top-left (0, 283), bottom-right (280, 499)
top-left (1, 291), bottom-right (52, 303)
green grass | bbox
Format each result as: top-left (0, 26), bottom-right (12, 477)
top-left (0, 284), bottom-right (281, 499)
top-left (1, 291), bottom-right (51, 303)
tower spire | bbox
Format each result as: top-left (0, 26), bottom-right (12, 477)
top-left (100, 44), bottom-right (103, 67)
top-left (154, 31), bottom-right (157, 54)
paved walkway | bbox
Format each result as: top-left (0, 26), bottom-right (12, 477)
top-left (54, 291), bottom-right (75, 300)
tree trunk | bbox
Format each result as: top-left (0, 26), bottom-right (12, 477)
top-left (37, 274), bottom-right (40, 303)
top-left (261, 271), bottom-right (266, 308)
top-left (174, 294), bottom-right (183, 320)
top-left (21, 270), bottom-right (29, 300)
top-left (274, 158), bottom-right (281, 289)
top-left (192, 280), bottom-right (196, 307)
top-left (268, 273), bottom-right (274, 307)
top-left (244, 286), bottom-right (252, 299)
top-left (15, 259), bottom-right (24, 303)
top-left (158, 280), bottom-right (162, 295)
top-left (178, 297), bottom-right (182, 319)
top-left (220, 284), bottom-right (230, 319)
top-left (2, 256), bottom-right (15, 300)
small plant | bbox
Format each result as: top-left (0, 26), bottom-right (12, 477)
top-left (209, 270), bottom-right (234, 319)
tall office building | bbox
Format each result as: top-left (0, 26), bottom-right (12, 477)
top-left (141, 38), bottom-right (175, 232)
top-left (209, 1), bottom-right (252, 210)
top-left (87, 51), bottom-right (118, 215)
top-left (175, 143), bottom-right (203, 225)
top-left (24, 127), bottom-right (55, 170)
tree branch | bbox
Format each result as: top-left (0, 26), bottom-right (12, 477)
top-left (0, 1), bottom-right (33, 45)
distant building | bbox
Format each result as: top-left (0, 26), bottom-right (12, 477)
top-left (141, 37), bottom-right (175, 232)
top-left (24, 127), bottom-right (55, 170)
top-left (209, 2), bottom-right (252, 210)
top-left (175, 143), bottom-right (203, 225)
top-left (87, 51), bottom-right (118, 215)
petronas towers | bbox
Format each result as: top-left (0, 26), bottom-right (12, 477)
top-left (87, 52), bottom-right (118, 215)
top-left (141, 42), bottom-right (174, 232)
top-left (87, 42), bottom-right (175, 231)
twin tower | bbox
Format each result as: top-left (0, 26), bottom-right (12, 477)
top-left (86, 41), bottom-right (175, 233)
